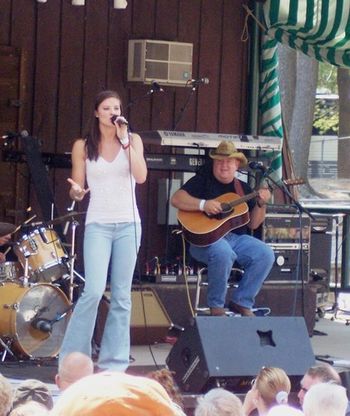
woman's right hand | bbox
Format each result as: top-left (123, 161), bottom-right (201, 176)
top-left (67, 178), bottom-right (90, 201)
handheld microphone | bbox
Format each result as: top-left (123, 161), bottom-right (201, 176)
top-left (248, 161), bottom-right (267, 171)
top-left (31, 318), bottom-right (52, 333)
top-left (150, 80), bottom-right (164, 92)
top-left (189, 77), bottom-right (210, 86)
top-left (111, 115), bottom-right (129, 126)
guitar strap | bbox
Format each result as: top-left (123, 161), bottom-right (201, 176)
top-left (234, 177), bottom-right (245, 197)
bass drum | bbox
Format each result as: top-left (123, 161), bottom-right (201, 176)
top-left (0, 282), bottom-right (71, 358)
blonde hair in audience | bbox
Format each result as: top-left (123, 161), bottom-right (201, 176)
top-left (255, 367), bottom-right (291, 408)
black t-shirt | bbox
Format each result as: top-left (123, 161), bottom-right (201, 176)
top-left (181, 164), bottom-right (257, 235)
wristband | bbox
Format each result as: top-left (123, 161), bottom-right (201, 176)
top-left (199, 199), bottom-right (206, 211)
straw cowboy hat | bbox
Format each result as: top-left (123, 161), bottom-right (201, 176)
top-left (209, 140), bottom-right (248, 167)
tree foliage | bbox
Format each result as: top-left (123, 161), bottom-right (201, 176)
top-left (313, 62), bottom-right (338, 135)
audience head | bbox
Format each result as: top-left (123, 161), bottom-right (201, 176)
top-left (55, 351), bottom-right (94, 391)
top-left (254, 367), bottom-right (291, 409)
top-left (147, 368), bottom-right (184, 409)
top-left (194, 388), bottom-right (243, 416)
top-left (8, 400), bottom-right (49, 416)
top-left (51, 371), bottom-right (184, 415)
top-left (297, 363), bottom-right (341, 405)
top-left (0, 373), bottom-right (14, 416)
top-left (12, 379), bottom-right (53, 410)
top-left (302, 382), bottom-right (348, 416)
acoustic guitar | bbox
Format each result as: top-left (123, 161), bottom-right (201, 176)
top-left (177, 178), bottom-right (304, 247)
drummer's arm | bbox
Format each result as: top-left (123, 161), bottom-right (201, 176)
top-left (0, 234), bottom-right (11, 246)
top-left (0, 234), bottom-right (10, 262)
top-left (68, 139), bottom-right (89, 202)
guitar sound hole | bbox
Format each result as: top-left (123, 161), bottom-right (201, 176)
top-left (205, 203), bottom-right (233, 219)
top-left (220, 203), bottom-right (233, 214)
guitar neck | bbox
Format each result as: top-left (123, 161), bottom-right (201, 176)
top-left (228, 191), bottom-right (259, 209)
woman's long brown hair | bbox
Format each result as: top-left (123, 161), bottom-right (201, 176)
top-left (84, 90), bottom-right (122, 160)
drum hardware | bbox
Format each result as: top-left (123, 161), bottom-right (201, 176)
top-left (0, 336), bottom-right (16, 362)
top-left (0, 282), bottom-right (71, 358)
top-left (0, 261), bottom-right (23, 282)
top-left (46, 211), bottom-right (86, 227)
top-left (66, 216), bottom-right (85, 302)
top-left (31, 302), bottom-right (75, 334)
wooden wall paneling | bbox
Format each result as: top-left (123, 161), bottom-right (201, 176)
top-left (0, 47), bottom-right (19, 132)
top-left (81, 0), bottom-right (110, 129)
top-left (57, 2), bottom-right (85, 151)
top-left (29, 1), bottom-right (61, 222)
top-left (154, 0), bottom-right (178, 40)
top-left (0, 0), bottom-right (11, 45)
top-left (132, 0), bottom-right (156, 36)
top-left (10, 1), bottom-right (37, 221)
top-left (107, 5), bottom-right (132, 95)
top-left (54, 2), bottom-right (86, 219)
top-left (174, 1), bottom-right (201, 132)
top-left (219, 0), bottom-right (249, 133)
top-left (152, 0), bottom-right (178, 130)
top-left (32, 1), bottom-right (61, 152)
top-left (196, 0), bottom-right (223, 133)
top-left (0, 46), bottom-right (21, 222)
top-left (11, 0), bottom-right (36, 133)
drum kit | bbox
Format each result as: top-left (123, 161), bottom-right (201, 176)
top-left (0, 212), bottom-right (85, 362)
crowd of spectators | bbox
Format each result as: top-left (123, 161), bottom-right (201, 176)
top-left (0, 359), bottom-right (349, 415)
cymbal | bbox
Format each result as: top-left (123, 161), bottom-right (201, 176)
top-left (47, 211), bottom-right (86, 226)
top-left (0, 222), bottom-right (16, 238)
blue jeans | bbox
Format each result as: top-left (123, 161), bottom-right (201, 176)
top-left (59, 222), bottom-right (141, 371)
top-left (190, 233), bottom-right (275, 309)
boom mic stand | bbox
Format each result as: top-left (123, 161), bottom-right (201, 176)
top-left (261, 169), bottom-right (315, 317)
top-left (173, 82), bottom-right (199, 131)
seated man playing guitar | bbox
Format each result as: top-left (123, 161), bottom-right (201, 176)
top-left (171, 140), bottom-right (275, 316)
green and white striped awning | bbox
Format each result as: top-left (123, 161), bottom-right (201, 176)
top-left (263, 0), bottom-right (350, 67)
top-left (257, 0), bottom-right (350, 179)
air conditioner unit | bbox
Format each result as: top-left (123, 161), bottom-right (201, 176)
top-left (127, 39), bottom-right (193, 86)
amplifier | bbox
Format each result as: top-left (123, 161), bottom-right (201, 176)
top-left (263, 213), bottom-right (311, 245)
top-left (262, 211), bottom-right (311, 284)
top-left (265, 244), bottom-right (310, 284)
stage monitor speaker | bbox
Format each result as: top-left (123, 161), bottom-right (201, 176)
top-left (94, 287), bottom-right (173, 346)
top-left (166, 316), bottom-right (315, 394)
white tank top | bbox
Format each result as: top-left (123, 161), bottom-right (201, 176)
top-left (85, 150), bottom-right (140, 224)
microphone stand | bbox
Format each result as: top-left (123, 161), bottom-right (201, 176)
top-left (66, 217), bottom-right (85, 303)
top-left (262, 169), bottom-right (315, 319)
top-left (126, 86), bottom-right (160, 110)
top-left (173, 83), bottom-right (199, 131)
top-left (261, 168), bottom-right (315, 221)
